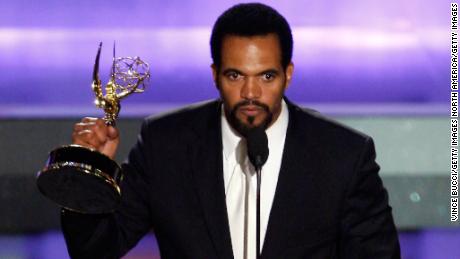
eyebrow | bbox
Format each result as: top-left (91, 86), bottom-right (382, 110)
top-left (222, 68), bottom-right (244, 75)
top-left (257, 69), bottom-right (280, 76)
top-left (221, 68), bottom-right (280, 76)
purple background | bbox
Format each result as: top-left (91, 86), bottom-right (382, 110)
top-left (0, 229), bottom-right (459, 259)
top-left (0, 0), bottom-right (456, 258)
top-left (0, 0), bottom-right (448, 116)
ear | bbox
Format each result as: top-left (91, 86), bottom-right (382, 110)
top-left (284, 62), bottom-right (294, 90)
top-left (211, 64), bottom-right (218, 88)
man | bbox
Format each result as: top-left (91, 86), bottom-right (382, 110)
top-left (63, 3), bottom-right (400, 259)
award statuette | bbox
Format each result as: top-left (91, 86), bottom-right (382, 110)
top-left (37, 42), bottom-right (150, 214)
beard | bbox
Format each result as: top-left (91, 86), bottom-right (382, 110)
top-left (225, 99), bottom-right (273, 137)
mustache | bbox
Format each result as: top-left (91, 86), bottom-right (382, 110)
top-left (232, 100), bottom-right (270, 113)
top-left (226, 99), bottom-right (274, 134)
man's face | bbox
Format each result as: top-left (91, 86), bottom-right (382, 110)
top-left (212, 33), bottom-right (293, 136)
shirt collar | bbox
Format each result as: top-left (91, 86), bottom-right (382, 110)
top-left (221, 99), bottom-right (289, 160)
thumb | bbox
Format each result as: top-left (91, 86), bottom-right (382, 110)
top-left (107, 126), bottom-right (119, 141)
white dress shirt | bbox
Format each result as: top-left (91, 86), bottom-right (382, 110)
top-left (222, 100), bottom-right (289, 259)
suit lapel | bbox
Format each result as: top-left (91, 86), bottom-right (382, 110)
top-left (261, 100), bottom-right (322, 258)
top-left (188, 99), bottom-right (322, 259)
top-left (190, 101), bottom-right (234, 259)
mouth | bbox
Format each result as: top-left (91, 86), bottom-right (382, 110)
top-left (238, 105), bottom-right (264, 117)
top-left (227, 101), bottom-right (274, 134)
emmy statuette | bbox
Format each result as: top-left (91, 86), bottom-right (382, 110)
top-left (37, 43), bottom-right (150, 214)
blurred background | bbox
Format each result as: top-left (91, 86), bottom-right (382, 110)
top-left (0, 0), bottom-right (457, 258)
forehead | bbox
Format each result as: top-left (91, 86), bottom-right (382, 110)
top-left (220, 33), bottom-right (282, 70)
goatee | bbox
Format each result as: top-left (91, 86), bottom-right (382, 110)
top-left (226, 99), bottom-right (273, 137)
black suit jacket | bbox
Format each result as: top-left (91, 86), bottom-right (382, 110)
top-left (62, 98), bottom-right (400, 259)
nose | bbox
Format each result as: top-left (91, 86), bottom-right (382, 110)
top-left (240, 77), bottom-right (262, 100)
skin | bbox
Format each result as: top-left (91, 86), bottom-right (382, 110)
top-left (72, 117), bottom-right (119, 159)
top-left (212, 33), bottom-right (294, 136)
top-left (72, 33), bottom-right (293, 159)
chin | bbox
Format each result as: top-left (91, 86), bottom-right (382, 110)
top-left (244, 119), bottom-right (273, 132)
top-left (238, 115), bottom-right (265, 127)
top-left (227, 105), bottom-right (273, 136)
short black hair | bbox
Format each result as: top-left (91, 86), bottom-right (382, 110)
top-left (210, 3), bottom-right (293, 70)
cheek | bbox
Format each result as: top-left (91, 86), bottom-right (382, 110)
top-left (219, 87), bottom-right (241, 110)
top-left (219, 83), bottom-right (243, 101)
top-left (261, 86), bottom-right (285, 108)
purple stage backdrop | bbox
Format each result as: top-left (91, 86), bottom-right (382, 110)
top-left (0, 0), bottom-right (448, 117)
top-left (0, 0), bottom-right (456, 258)
top-left (1, 229), bottom-right (460, 259)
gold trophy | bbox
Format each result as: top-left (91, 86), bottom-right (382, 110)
top-left (37, 42), bottom-right (150, 214)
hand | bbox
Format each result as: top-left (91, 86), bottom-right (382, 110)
top-left (72, 117), bottom-right (120, 159)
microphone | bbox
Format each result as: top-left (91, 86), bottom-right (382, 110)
top-left (246, 126), bottom-right (269, 170)
top-left (245, 126), bottom-right (268, 259)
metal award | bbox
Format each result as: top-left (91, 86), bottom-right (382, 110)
top-left (37, 42), bottom-right (150, 214)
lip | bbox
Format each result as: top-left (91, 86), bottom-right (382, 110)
top-left (239, 106), bottom-right (263, 116)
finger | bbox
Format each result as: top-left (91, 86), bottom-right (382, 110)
top-left (82, 117), bottom-right (98, 123)
top-left (107, 126), bottom-right (119, 140)
top-left (93, 119), bottom-right (109, 143)
top-left (73, 122), bottom-right (94, 132)
top-left (74, 119), bottom-right (107, 145)
top-left (73, 140), bottom-right (96, 150)
top-left (73, 129), bottom-right (103, 149)
top-left (72, 132), bottom-right (97, 150)
top-left (73, 122), bottom-right (106, 145)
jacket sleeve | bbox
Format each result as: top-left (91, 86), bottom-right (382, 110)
top-left (339, 137), bottom-right (401, 259)
top-left (61, 119), bottom-right (154, 259)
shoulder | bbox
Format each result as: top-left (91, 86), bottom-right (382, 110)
top-left (286, 100), bottom-right (373, 152)
top-left (140, 99), bottom-right (220, 135)
top-left (145, 99), bottom-right (220, 123)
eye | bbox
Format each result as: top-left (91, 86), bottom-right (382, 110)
top-left (226, 71), bottom-right (241, 81)
top-left (262, 72), bottom-right (276, 81)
